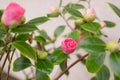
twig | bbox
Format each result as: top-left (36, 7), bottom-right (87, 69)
top-left (60, 14), bottom-right (73, 30)
top-left (0, 34), bottom-right (16, 78)
top-left (54, 53), bottom-right (89, 80)
top-left (6, 49), bottom-right (16, 80)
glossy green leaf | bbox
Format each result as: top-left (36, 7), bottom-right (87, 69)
top-left (38, 30), bottom-right (51, 41)
top-left (86, 52), bottom-right (105, 73)
top-left (104, 20), bottom-right (116, 28)
top-left (15, 34), bottom-right (29, 41)
top-left (47, 49), bottom-right (67, 65)
top-left (0, 27), bottom-right (6, 39)
top-left (27, 16), bottom-right (49, 25)
top-left (36, 70), bottom-right (50, 80)
top-left (34, 36), bottom-right (46, 43)
top-left (109, 52), bottom-right (120, 77)
top-left (91, 76), bottom-right (97, 80)
top-left (114, 74), bottom-right (120, 80)
top-left (81, 22), bottom-right (101, 34)
top-left (35, 60), bottom-right (53, 74)
top-left (66, 3), bottom-right (85, 10)
top-left (65, 7), bottom-right (83, 17)
top-left (13, 56), bottom-right (32, 71)
top-left (11, 24), bottom-right (38, 34)
top-left (67, 30), bottom-right (81, 40)
top-left (96, 65), bottom-right (110, 80)
top-left (54, 25), bottom-right (65, 38)
top-left (12, 41), bottom-right (36, 60)
top-left (108, 3), bottom-right (120, 18)
top-left (79, 36), bottom-right (106, 53)
top-left (47, 13), bottom-right (59, 18)
top-left (60, 60), bottom-right (69, 75)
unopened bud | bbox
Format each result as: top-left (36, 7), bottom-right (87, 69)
top-left (100, 21), bottom-right (106, 28)
top-left (75, 18), bottom-right (85, 27)
top-left (48, 6), bottom-right (60, 17)
top-left (38, 51), bottom-right (48, 59)
top-left (106, 41), bottom-right (120, 52)
top-left (84, 8), bottom-right (96, 22)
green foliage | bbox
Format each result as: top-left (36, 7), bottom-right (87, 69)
top-left (27, 16), bottom-right (49, 25)
top-left (81, 22), bottom-right (101, 35)
top-left (91, 77), bottom-right (97, 80)
top-left (64, 6), bottom-right (83, 17)
top-left (114, 74), bottom-right (120, 80)
top-left (79, 36), bottom-right (106, 53)
top-left (15, 34), bottom-right (29, 41)
top-left (54, 25), bottom-right (65, 38)
top-left (36, 70), bottom-right (50, 80)
top-left (13, 56), bottom-right (32, 71)
top-left (104, 20), bottom-right (116, 28)
top-left (67, 30), bottom-right (81, 40)
top-left (11, 24), bottom-right (38, 34)
top-left (12, 41), bottom-right (36, 61)
top-left (38, 30), bottom-right (51, 41)
top-left (108, 3), bottom-right (120, 18)
top-left (34, 36), bottom-right (46, 43)
top-left (35, 60), bottom-right (53, 74)
top-left (86, 52), bottom-right (105, 73)
top-left (47, 49), bottom-right (67, 65)
top-left (109, 52), bottom-right (120, 78)
top-left (96, 65), bottom-right (110, 80)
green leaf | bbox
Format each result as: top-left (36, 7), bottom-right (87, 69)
top-left (54, 25), bottom-right (65, 38)
top-left (35, 60), bottom-right (53, 74)
top-left (96, 65), bottom-right (110, 80)
top-left (104, 20), bottom-right (116, 28)
top-left (79, 36), bottom-right (106, 53)
top-left (13, 56), bottom-right (32, 71)
top-left (66, 3), bottom-right (85, 10)
top-left (114, 74), bottom-right (120, 80)
top-left (81, 22), bottom-right (101, 35)
top-left (60, 60), bottom-right (69, 75)
top-left (27, 16), bottom-right (49, 25)
top-left (15, 34), bottom-right (29, 41)
top-left (0, 26), bottom-right (6, 39)
top-left (11, 24), bottom-right (38, 34)
top-left (109, 52), bottom-right (120, 78)
top-left (47, 49), bottom-right (67, 65)
top-left (107, 3), bottom-right (120, 18)
top-left (34, 36), bottom-right (46, 43)
top-left (67, 30), bottom-right (81, 40)
top-left (86, 52), bottom-right (105, 73)
top-left (36, 70), bottom-right (50, 80)
top-left (65, 7), bottom-right (83, 17)
top-left (12, 41), bottom-right (36, 60)
top-left (38, 30), bottom-right (51, 41)
top-left (47, 13), bottom-right (59, 18)
top-left (0, 40), bottom-right (4, 47)
top-left (91, 76), bottom-right (97, 80)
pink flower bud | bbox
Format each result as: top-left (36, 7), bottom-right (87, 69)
top-left (61, 38), bottom-right (77, 54)
top-left (49, 6), bottom-right (56, 12)
top-left (100, 21), bottom-right (106, 28)
top-left (84, 8), bottom-right (96, 22)
top-left (1, 2), bottom-right (25, 28)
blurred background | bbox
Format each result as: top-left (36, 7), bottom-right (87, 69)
top-left (0, 0), bottom-right (120, 80)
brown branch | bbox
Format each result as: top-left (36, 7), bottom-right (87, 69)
top-left (7, 49), bottom-right (16, 80)
top-left (0, 34), bottom-right (16, 78)
top-left (60, 14), bottom-right (73, 30)
top-left (54, 53), bottom-right (89, 80)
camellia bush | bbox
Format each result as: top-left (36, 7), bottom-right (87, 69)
top-left (0, 0), bottom-right (120, 80)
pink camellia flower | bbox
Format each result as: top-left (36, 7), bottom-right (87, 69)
top-left (61, 38), bottom-right (77, 54)
top-left (84, 8), bottom-right (96, 22)
top-left (1, 2), bottom-right (25, 27)
top-left (100, 21), bottom-right (107, 28)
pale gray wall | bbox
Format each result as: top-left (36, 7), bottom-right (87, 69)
top-left (0, 0), bottom-right (120, 80)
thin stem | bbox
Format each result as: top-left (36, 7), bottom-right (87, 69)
top-left (6, 49), bottom-right (16, 80)
top-left (0, 34), bottom-right (16, 79)
top-left (54, 53), bottom-right (89, 80)
top-left (60, 14), bottom-right (73, 30)
top-left (0, 28), bottom-right (9, 61)
top-left (87, 0), bottom-right (91, 8)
